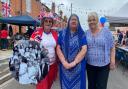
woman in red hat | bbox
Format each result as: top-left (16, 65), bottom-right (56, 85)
top-left (30, 12), bottom-right (58, 89)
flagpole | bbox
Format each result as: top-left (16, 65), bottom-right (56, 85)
top-left (71, 3), bottom-right (72, 15)
top-left (20, 0), bottom-right (22, 15)
top-left (19, 0), bottom-right (22, 34)
top-left (6, 3), bottom-right (7, 17)
top-left (21, 0), bottom-right (22, 15)
top-left (6, 0), bottom-right (7, 17)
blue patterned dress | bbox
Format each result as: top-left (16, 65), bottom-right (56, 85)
top-left (58, 27), bottom-right (87, 89)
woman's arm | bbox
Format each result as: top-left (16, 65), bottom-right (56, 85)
top-left (56, 45), bottom-right (71, 69)
top-left (106, 29), bottom-right (116, 70)
top-left (70, 45), bottom-right (87, 67)
top-left (110, 46), bottom-right (115, 70)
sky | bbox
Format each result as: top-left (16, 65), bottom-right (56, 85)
top-left (41, 0), bottom-right (128, 29)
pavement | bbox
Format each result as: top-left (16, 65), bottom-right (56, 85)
top-left (0, 50), bottom-right (12, 60)
top-left (0, 50), bottom-right (13, 85)
top-left (0, 50), bottom-right (128, 89)
top-left (0, 50), bottom-right (60, 89)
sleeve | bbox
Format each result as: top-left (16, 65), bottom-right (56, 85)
top-left (81, 34), bottom-right (87, 46)
top-left (30, 28), bottom-right (41, 41)
top-left (30, 30), bottom-right (36, 40)
top-left (52, 31), bottom-right (58, 43)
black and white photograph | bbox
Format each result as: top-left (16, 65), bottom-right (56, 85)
top-left (9, 40), bottom-right (49, 85)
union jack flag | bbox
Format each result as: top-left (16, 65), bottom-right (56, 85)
top-left (1, 2), bottom-right (11, 17)
top-left (53, 13), bottom-right (60, 21)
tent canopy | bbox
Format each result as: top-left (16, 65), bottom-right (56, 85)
top-left (0, 15), bottom-right (40, 26)
top-left (106, 16), bottom-right (128, 25)
top-left (106, 2), bottom-right (128, 26)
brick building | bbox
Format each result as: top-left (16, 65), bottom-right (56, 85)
top-left (0, 0), bottom-right (49, 34)
top-left (0, 0), bottom-right (49, 17)
top-left (10, 0), bottom-right (49, 18)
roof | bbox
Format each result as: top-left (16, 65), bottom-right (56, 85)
top-left (0, 15), bottom-right (40, 26)
top-left (105, 2), bottom-right (128, 26)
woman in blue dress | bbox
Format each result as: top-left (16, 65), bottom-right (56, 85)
top-left (57, 14), bottom-right (87, 89)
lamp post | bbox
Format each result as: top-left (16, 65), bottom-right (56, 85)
top-left (20, 0), bottom-right (22, 15)
top-left (71, 3), bottom-right (72, 15)
top-left (58, 3), bottom-right (64, 14)
top-left (19, 0), bottom-right (22, 34)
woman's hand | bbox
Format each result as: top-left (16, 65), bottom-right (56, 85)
top-left (110, 61), bottom-right (116, 70)
top-left (62, 61), bottom-right (71, 69)
top-left (69, 61), bottom-right (77, 68)
top-left (63, 61), bottom-right (77, 69)
top-left (110, 46), bottom-right (116, 70)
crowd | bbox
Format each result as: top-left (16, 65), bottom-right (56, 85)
top-left (117, 29), bottom-right (128, 46)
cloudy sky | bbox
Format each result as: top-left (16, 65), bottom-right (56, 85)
top-left (41, 0), bottom-right (128, 29)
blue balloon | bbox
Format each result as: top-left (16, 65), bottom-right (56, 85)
top-left (100, 17), bottom-right (106, 24)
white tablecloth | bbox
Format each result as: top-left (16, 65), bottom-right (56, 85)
top-left (118, 47), bottom-right (128, 52)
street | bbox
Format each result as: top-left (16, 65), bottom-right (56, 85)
top-left (0, 50), bottom-right (128, 89)
top-left (1, 65), bottom-right (128, 89)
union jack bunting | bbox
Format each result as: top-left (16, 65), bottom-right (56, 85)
top-left (53, 13), bottom-right (60, 21)
top-left (1, 1), bottom-right (11, 17)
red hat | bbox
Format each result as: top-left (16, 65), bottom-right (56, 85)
top-left (43, 12), bottom-right (54, 19)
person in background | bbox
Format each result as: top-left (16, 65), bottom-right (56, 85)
top-left (0, 24), bottom-right (8, 50)
top-left (57, 14), bottom-right (87, 89)
top-left (30, 12), bottom-right (58, 89)
top-left (117, 29), bottom-right (123, 45)
top-left (19, 57), bottom-right (29, 84)
top-left (125, 31), bottom-right (128, 46)
top-left (9, 25), bottom-right (13, 37)
top-left (86, 12), bottom-right (115, 89)
top-left (25, 26), bottom-right (35, 38)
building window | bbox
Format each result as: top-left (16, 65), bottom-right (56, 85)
top-left (26, 0), bottom-right (31, 13)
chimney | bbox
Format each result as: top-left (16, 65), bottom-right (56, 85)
top-left (51, 2), bottom-right (55, 13)
top-left (59, 10), bottom-right (63, 18)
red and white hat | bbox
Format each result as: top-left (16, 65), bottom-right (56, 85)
top-left (43, 12), bottom-right (54, 19)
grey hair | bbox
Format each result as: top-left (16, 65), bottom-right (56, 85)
top-left (88, 12), bottom-right (99, 21)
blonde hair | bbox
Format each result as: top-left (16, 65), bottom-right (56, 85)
top-left (88, 12), bottom-right (99, 21)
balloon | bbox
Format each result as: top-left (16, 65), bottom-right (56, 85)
top-left (100, 17), bottom-right (106, 24)
top-left (104, 22), bottom-right (110, 27)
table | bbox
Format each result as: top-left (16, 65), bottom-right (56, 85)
top-left (116, 46), bottom-right (128, 70)
top-left (118, 47), bottom-right (128, 52)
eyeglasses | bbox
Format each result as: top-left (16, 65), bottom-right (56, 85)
top-left (44, 20), bottom-right (52, 23)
